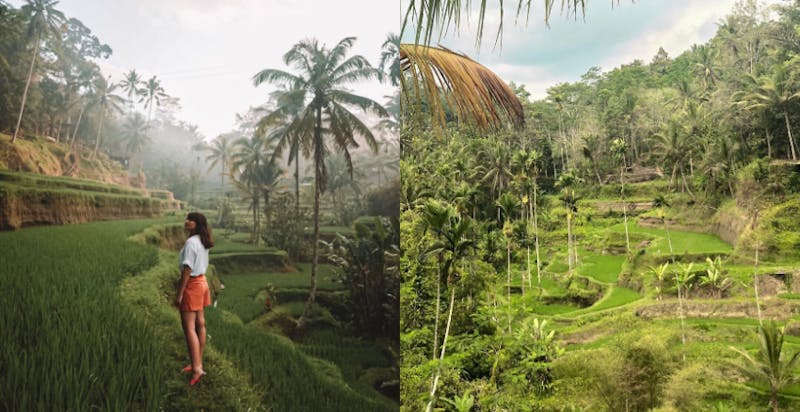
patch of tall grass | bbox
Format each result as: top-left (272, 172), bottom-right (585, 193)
top-left (206, 309), bottom-right (397, 411)
top-left (0, 220), bottom-right (167, 410)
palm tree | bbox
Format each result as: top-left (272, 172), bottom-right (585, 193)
top-left (121, 113), bottom-right (151, 157)
top-left (231, 135), bottom-right (270, 243)
top-left (736, 66), bottom-right (800, 160)
top-left (654, 119), bottom-right (692, 193)
top-left (140, 75), bottom-right (168, 124)
top-left (497, 192), bottom-right (519, 333)
top-left (89, 77), bottom-right (125, 159)
top-left (254, 84), bottom-right (308, 219)
top-left (323, 154), bottom-right (364, 216)
top-left (557, 170), bottom-right (581, 272)
top-left (69, 64), bottom-right (101, 148)
top-left (252, 37), bottom-right (388, 326)
top-left (12, 0), bottom-right (65, 143)
top-left (422, 201), bottom-right (475, 412)
top-left (676, 262), bottom-right (695, 347)
top-left (480, 139), bottom-right (514, 203)
top-left (692, 44), bottom-right (720, 91)
top-left (653, 195), bottom-right (675, 261)
top-left (731, 323), bottom-right (800, 412)
top-left (611, 138), bottom-right (631, 253)
top-left (119, 69), bottom-right (142, 112)
top-left (205, 135), bottom-right (233, 191)
top-left (379, 33), bottom-right (400, 86)
top-left (421, 199), bottom-right (453, 362)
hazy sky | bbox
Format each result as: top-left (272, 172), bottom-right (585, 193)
top-left (401, 0), bottom-right (782, 99)
top-left (10, 0), bottom-right (398, 140)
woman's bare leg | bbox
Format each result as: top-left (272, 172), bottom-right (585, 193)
top-left (181, 311), bottom-right (204, 378)
top-left (196, 310), bottom-right (206, 362)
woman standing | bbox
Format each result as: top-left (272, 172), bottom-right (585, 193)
top-left (176, 212), bottom-right (214, 386)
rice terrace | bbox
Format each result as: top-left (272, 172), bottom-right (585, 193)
top-left (0, 0), bottom-right (399, 410)
top-left (400, 0), bottom-right (800, 411)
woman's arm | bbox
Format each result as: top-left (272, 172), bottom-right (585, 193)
top-left (175, 265), bottom-right (192, 307)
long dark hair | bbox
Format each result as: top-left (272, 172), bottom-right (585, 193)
top-left (186, 212), bottom-right (214, 249)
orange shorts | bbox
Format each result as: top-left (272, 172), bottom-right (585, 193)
top-left (181, 275), bottom-right (211, 312)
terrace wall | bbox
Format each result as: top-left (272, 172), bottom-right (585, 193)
top-left (0, 187), bottom-right (162, 230)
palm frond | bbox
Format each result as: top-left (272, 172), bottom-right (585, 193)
top-left (400, 44), bottom-right (524, 131)
top-left (252, 68), bottom-right (301, 87)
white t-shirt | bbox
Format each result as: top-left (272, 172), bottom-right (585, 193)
top-left (179, 234), bottom-right (209, 277)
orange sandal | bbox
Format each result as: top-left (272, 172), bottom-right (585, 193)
top-left (189, 372), bottom-right (206, 386)
top-left (182, 365), bottom-right (193, 373)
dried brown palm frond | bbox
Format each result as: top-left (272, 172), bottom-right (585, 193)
top-left (400, 43), bottom-right (525, 131)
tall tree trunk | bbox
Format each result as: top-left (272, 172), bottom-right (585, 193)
top-left (70, 104), bottom-right (86, 149)
top-left (92, 107), bottom-right (107, 160)
top-left (433, 257), bottom-right (442, 361)
top-left (533, 186), bottom-right (542, 297)
top-left (12, 34), bottom-right (41, 143)
top-left (506, 230), bottom-right (512, 334)
top-left (300, 107), bottom-right (323, 327)
top-left (783, 111), bottom-right (797, 161)
top-left (295, 144), bottom-right (300, 219)
top-left (754, 241), bottom-right (763, 327)
top-left (567, 210), bottom-right (574, 272)
top-left (263, 190), bottom-right (271, 234)
top-left (766, 127), bottom-right (772, 159)
top-left (425, 285), bottom-right (457, 412)
top-left (254, 195), bottom-right (260, 244)
top-left (677, 277), bottom-right (686, 349)
top-left (621, 165), bottom-right (630, 253)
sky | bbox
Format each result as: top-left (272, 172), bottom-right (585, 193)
top-left (9, 0), bottom-right (398, 140)
top-left (401, 0), bottom-right (782, 99)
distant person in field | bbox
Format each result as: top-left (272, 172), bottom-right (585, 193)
top-left (176, 212), bottom-right (214, 386)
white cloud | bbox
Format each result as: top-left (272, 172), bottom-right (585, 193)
top-left (487, 63), bottom-right (570, 99)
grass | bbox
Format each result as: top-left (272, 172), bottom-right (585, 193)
top-left (0, 219), bottom-right (168, 410)
top-left (563, 286), bottom-right (642, 317)
top-left (216, 264), bottom-right (342, 323)
top-left (211, 237), bottom-right (279, 254)
top-left (0, 169), bottom-right (143, 196)
top-left (576, 252), bottom-right (625, 284)
top-left (610, 222), bottom-right (733, 256)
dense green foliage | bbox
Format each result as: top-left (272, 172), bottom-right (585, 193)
top-left (401, 1), bottom-right (800, 410)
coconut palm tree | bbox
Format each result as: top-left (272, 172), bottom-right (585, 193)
top-left (231, 135), bottom-right (270, 244)
top-left (254, 84), bottom-right (308, 219)
top-left (121, 112), bottom-right (150, 157)
top-left (421, 201), bottom-right (475, 412)
top-left (610, 138), bottom-right (631, 253)
top-left (497, 192), bottom-right (519, 333)
top-left (204, 135), bottom-right (233, 191)
top-left (140, 75), bottom-right (168, 124)
top-left (119, 69), bottom-right (142, 112)
top-left (69, 64), bottom-right (101, 148)
top-left (89, 76), bottom-right (125, 159)
top-left (379, 32), bottom-right (400, 86)
top-left (736, 66), bottom-right (800, 160)
top-left (252, 36), bottom-right (388, 326)
top-left (653, 194), bottom-right (675, 261)
top-left (12, 0), bottom-right (65, 143)
top-left (676, 262), bottom-right (695, 346)
top-left (557, 170), bottom-right (581, 272)
top-left (731, 323), bottom-right (800, 412)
